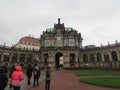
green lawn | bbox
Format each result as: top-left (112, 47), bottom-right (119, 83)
top-left (75, 69), bottom-right (120, 76)
top-left (80, 77), bottom-right (120, 88)
top-left (75, 69), bottom-right (120, 88)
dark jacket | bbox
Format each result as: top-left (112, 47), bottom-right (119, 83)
top-left (9, 65), bottom-right (16, 78)
top-left (33, 66), bottom-right (41, 78)
top-left (0, 68), bottom-right (8, 89)
top-left (26, 65), bottom-right (33, 78)
top-left (45, 66), bottom-right (51, 80)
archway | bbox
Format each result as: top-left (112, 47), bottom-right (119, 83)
top-left (4, 52), bottom-right (10, 62)
top-left (97, 53), bottom-right (102, 62)
top-left (55, 52), bottom-right (63, 70)
top-left (44, 54), bottom-right (49, 65)
top-left (12, 53), bottom-right (18, 63)
top-left (111, 51), bottom-right (118, 61)
top-left (83, 54), bottom-right (88, 63)
top-left (70, 53), bottom-right (75, 68)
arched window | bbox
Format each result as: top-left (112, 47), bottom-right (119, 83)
top-left (97, 53), bottom-right (102, 62)
top-left (4, 52), bottom-right (10, 62)
top-left (70, 53), bottom-right (75, 67)
top-left (27, 54), bottom-right (32, 63)
top-left (111, 51), bottom-right (118, 61)
top-left (20, 54), bottom-right (25, 62)
top-left (83, 54), bottom-right (88, 63)
top-left (44, 54), bottom-right (49, 65)
top-left (90, 53), bottom-right (95, 62)
top-left (12, 53), bottom-right (18, 62)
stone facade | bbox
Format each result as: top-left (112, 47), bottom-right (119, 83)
top-left (39, 18), bottom-right (82, 69)
top-left (0, 19), bottom-right (120, 70)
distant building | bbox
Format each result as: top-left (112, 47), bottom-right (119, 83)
top-left (14, 36), bottom-right (40, 51)
top-left (83, 45), bottom-right (96, 49)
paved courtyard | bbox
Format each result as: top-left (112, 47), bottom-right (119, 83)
top-left (5, 69), bottom-right (120, 90)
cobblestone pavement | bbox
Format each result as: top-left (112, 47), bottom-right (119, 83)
top-left (5, 69), bottom-right (120, 90)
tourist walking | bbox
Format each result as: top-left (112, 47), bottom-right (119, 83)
top-left (0, 67), bottom-right (8, 90)
top-left (11, 65), bottom-right (24, 90)
top-left (9, 64), bottom-right (16, 88)
top-left (33, 64), bottom-right (41, 87)
top-left (45, 65), bottom-right (51, 90)
top-left (26, 64), bottom-right (33, 85)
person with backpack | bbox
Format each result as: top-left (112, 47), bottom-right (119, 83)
top-left (11, 65), bottom-right (24, 90)
top-left (0, 67), bottom-right (8, 90)
top-left (45, 65), bottom-right (51, 90)
top-left (33, 64), bottom-right (41, 87)
top-left (26, 64), bottom-right (33, 85)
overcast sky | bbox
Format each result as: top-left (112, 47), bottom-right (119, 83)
top-left (0, 0), bottom-right (120, 47)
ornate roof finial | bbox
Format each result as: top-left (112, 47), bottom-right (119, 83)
top-left (58, 18), bottom-right (60, 24)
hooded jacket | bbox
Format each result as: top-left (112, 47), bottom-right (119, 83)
top-left (11, 66), bottom-right (24, 85)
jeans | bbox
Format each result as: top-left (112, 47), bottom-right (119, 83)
top-left (27, 77), bottom-right (31, 85)
top-left (13, 86), bottom-right (20, 90)
top-left (33, 75), bottom-right (39, 87)
top-left (45, 80), bottom-right (50, 90)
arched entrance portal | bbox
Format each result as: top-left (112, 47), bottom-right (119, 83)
top-left (44, 54), bottom-right (49, 65)
top-left (55, 52), bottom-right (63, 70)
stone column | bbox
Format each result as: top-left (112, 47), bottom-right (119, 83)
top-left (1, 53), bottom-right (4, 62)
top-left (49, 54), bottom-right (55, 69)
top-left (108, 52), bottom-right (112, 62)
top-left (94, 53), bottom-right (97, 62)
top-left (116, 51), bottom-right (120, 61)
top-left (9, 52), bottom-right (13, 62)
top-left (75, 53), bottom-right (79, 68)
top-left (94, 53), bottom-right (97, 67)
top-left (63, 53), bottom-right (69, 68)
top-left (66, 38), bottom-right (69, 46)
top-left (87, 53), bottom-right (90, 62)
top-left (25, 54), bottom-right (27, 63)
top-left (40, 53), bottom-right (45, 68)
top-left (101, 52), bottom-right (105, 62)
top-left (17, 53), bottom-right (20, 63)
top-left (80, 54), bottom-right (83, 63)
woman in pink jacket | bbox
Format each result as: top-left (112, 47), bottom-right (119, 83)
top-left (11, 65), bottom-right (24, 90)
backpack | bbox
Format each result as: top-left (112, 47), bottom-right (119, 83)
top-left (0, 68), bottom-right (8, 88)
top-left (34, 68), bottom-right (41, 77)
top-left (46, 70), bottom-right (50, 78)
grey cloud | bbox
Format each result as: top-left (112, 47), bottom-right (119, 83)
top-left (0, 0), bottom-right (120, 46)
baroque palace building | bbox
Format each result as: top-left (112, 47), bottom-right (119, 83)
top-left (0, 18), bottom-right (120, 69)
top-left (14, 35), bottom-right (40, 51)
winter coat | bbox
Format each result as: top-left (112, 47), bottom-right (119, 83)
top-left (45, 66), bottom-right (51, 80)
top-left (26, 66), bottom-right (33, 78)
top-left (0, 68), bottom-right (8, 89)
top-left (33, 66), bottom-right (41, 78)
top-left (9, 65), bottom-right (16, 78)
top-left (11, 66), bottom-right (24, 86)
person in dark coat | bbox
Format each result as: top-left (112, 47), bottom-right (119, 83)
top-left (33, 64), bottom-right (41, 87)
top-left (26, 64), bottom-right (33, 85)
top-left (0, 67), bottom-right (8, 90)
top-left (9, 64), bottom-right (16, 88)
top-left (45, 65), bottom-right (51, 90)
